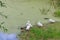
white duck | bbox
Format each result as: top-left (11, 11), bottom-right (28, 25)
top-left (48, 19), bottom-right (56, 23)
top-left (37, 22), bottom-right (43, 27)
top-left (26, 20), bottom-right (32, 30)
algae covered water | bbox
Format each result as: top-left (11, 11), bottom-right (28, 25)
top-left (0, 0), bottom-right (60, 33)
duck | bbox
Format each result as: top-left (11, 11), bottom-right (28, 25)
top-left (26, 20), bottom-right (32, 31)
top-left (48, 19), bottom-right (56, 23)
top-left (44, 18), bottom-right (56, 23)
top-left (37, 21), bottom-right (43, 27)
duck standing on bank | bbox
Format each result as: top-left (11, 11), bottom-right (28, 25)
top-left (37, 21), bottom-right (43, 27)
top-left (48, 19), bottom-right (56, 23)
top-left (26, 20), bottom-right (32, 31)
top-left (44, 18), bottom-right (56, 23)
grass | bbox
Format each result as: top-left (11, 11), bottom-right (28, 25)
top-left (54, 10), bottom-right (60, 17)
top-left (0, 1), bottom-right (6, 7)
top-left (0, 12), bottom-right (8, 19)
top-left (0, 22), bottom-right (8, 32)
top-left (39, 8), bottom-right (50, 15)
top-left (18, 22), bottom-right (60, 40)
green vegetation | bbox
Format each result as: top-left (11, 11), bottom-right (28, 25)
top-left (39, 8), bottom-right (50, 15)
top-left (0, 6), bottom-right (8, 32)
top-left (50, 0), bottom-right (60, 9)
top-left (54, 10), bottom-right (60, 17)
top-left (0, 1), bottom-right (6, 7)
top-left (19, 22), bottom-right (60, 40)
top-left (55, 0), bottom-right (60, 8)
top-left (0, 12), bottom-right (8, 19)
top-left (0, 22), bottom-right (8, 32)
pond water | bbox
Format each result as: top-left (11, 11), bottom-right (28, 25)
top-left (0, 0), bottom-right (60, 34)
